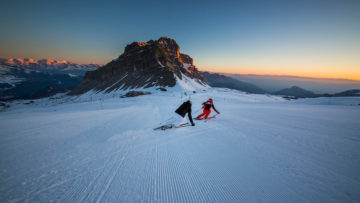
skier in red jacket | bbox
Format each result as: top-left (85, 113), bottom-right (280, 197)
top-left (196, 98), bottom-right (220, 119)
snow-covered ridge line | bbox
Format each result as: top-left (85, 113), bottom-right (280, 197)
top-left (67, 73), bottom-right (208, 103)
top-left (0, 58), bottom-right (101, 67)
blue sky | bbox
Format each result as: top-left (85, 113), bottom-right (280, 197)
top-left (1, 0), bottom-right (359, 79)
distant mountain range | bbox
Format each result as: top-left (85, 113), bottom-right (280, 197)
top-left (273, 86), bottom-right (360, 98)
top-left (225, 73), bottom-right (360, 94)
top-left (202, 72), bottom-right (360, 98)
top-left (332, 89), bottom-right (360, 97)
top-left (274, 86), bottom-right (317, 98)
top-left (0, 58), bottom-right (99, 75)
top-left (201, 72), bottom-right (266, 94)
top-left (0, 58), bottom-right (99, 101)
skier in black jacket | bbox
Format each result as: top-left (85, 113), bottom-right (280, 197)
top-left (175, 100), bottom-right (195, 126)
top-left (162, 100), bottom-right (195, 128)
top-left (155, 100), bottom-right (195, 130)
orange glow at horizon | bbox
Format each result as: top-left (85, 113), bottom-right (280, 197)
top-left (197, 66), bottom-right (360, 81)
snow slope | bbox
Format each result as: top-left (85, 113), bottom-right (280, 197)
top-left (0, 89), bottom-right (359, 202)
top-left (63, 73), bottom-right (209, 103)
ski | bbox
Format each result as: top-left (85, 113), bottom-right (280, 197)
top-left (154, 123), bottom-right (190, 131)
top-left (194, 115), bottom-right (216, 120)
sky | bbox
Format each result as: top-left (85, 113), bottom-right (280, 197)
top-left (0, 0), bottom-right (359, 80)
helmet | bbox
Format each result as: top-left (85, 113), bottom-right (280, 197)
top-left (207, 98), bottom-right (213, 103)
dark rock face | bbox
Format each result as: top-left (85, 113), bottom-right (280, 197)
top-left (120, 91), bottom-right (151, 98)
top-left (70, 37), bottom-right (204, 95)
top-left (180, 53), bottom-right (193, 65)
top-left (180, 53), bottom-right (203, 79)
top-left (157, 87), bottom-right (167, 91)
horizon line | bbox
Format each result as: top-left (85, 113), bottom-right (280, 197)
top-left (1, 56), bottom-right (359, 82)
top-left (199, 70), bottom-right (360, 82)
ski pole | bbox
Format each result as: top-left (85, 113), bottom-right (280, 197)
top-left (158, 116), bottom-right (174, 125)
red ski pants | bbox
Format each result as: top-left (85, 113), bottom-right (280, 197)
top-left (197, 109), bottom-right (211, 119)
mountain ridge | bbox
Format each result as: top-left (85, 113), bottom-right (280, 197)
top-left (201, 71), bottom-right (267, 94)
top-left (274, 86), bottom-right (317, 98)
top-left (0, 58), bottom-right (100, 68)
top-left (0, 59), bottom-right (99, 101)
top-left (70, 37), bottom-right (207, 95)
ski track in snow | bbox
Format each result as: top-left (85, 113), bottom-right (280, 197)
top-left (0, 90), bottom-right (360, 202)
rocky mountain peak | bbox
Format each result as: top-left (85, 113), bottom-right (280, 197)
top-left (124, 42), bottom-right (151, 53)
top-left (70, 37), bottom-right (206, 95)
top-left (156, 37), bottom-right (180, 59)
top-left (124, 37), bottom-right (181, 61)
top-left (180, 53), bottom-right (193, 65)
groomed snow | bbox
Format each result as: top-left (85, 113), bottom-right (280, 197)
top-left (0, 89), bottom-right (359, 202)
